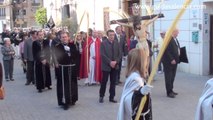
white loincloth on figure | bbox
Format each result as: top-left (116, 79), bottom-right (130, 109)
top-left (136, 40), bottom-right (149, 57)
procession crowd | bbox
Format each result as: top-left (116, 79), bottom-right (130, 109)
top-left (0, 25), bottom-right (183, 120)
top-left (0, 26), bottom-right (129, 109)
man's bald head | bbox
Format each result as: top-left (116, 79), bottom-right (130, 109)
top-left (92, 30), bottom-right (98, 38)
top-left (172, 28), bottom-right (179, 38)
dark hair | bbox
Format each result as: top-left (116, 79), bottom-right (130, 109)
top-left (60, 31), bottom-right (70, 37)
top-left (80, 31), bottom-right (85, 34)
top-left (106, 29), bottom-right (114, 36)
top-left (29, 30), bottom-right (37, 35)
top-left (36, 30), bottom-right (43, 35)
top-left (47, 33), bottom-right (55, 40)
top-left (88, 28), bottom-right (93, 33)
top-left (115, 26), bottom-right (121, 31)
top-left (132, 15), bottom-right (141, 30)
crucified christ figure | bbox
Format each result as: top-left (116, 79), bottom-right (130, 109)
top-left (114, 3), bottom-right (160, 58)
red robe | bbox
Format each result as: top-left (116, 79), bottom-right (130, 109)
top-left (79, 37), bottom-right (102, 82)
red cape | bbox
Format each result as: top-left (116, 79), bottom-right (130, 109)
top-left (79, 37), bottom-right (102, 82)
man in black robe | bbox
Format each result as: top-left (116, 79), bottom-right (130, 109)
top-left (54, 31), bottom-right (78, 110)
top-left (32, 31), bottom-right (52, 93)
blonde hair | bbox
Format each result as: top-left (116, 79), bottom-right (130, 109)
top-left (126, 48), bottom-right (148, 78)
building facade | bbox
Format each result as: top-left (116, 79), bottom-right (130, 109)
top-left (12, 0), bottom-right (43, 28)
top-left (44, 0), bottom-right (122, 31)
top-left (120, 0), bottom-right (213, 75)
top-left (44, 0), bottom-right (213, 75)
top-left (0, 0), bottom-right (43, 32)
top-left (0, 0), bottom-right (12, 32)
top-left (153, 0), bottom-right (213, 75)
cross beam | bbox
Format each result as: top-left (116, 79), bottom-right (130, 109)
top-left (110, 13), bottom-right (164, 24)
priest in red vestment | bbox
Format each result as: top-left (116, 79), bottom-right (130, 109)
top-left (79, 30), bottom-right (102, 85)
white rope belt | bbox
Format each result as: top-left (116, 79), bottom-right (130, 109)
top-left (59, 64), bottom-right (75, 103)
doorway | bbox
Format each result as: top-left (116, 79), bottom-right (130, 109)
top-left (210, 15), bottom-right (213, 74)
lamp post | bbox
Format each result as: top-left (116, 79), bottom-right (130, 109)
top-left (47, 1), bottom-right (55, 30)
top-left (50, 2), bottom-right (54, 16)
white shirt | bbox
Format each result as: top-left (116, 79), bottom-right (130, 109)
top-left (116, 34), bottom-right (120, 43)
top-left (49, 39), bottom-right (52, 47)
top-left (173, 37), bottom-right (180, 56)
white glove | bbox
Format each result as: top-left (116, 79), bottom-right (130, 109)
top-left (64, 46), bottom-right (70, 51)
top-left (140, 85), bottom-right (153, 95)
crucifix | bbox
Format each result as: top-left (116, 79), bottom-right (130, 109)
top-left (111, 3), bottom-right (164, 56)
top-left (112, 3), bottom-right (164, 78)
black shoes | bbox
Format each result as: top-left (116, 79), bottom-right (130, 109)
top-left (38, 89), bottom-right (42, 93)
top-left (116, 81), bottom-right (122, 85)
top-left (167, 93), bottom-right (175, 98)
top-left (99, 97), bottom-right (104, 103)
top-left (99, 97), bottom-right (117, 103)
top-left (172, 91), bottom-right (178, 95)
top-left (63, 105), bottom-right (69, 110)
top-left (25, 81), bottom-right (34, 85)
top-left (10, 79), bottom-right (14, 81)
top-left (58, 102), bottom-right (65, 106)
top-left (167, 92), bottom-right (177, 98)
top-left (25, 82), bottom-right (30, 85)
top-left (47, 86), bottom-right (52, 90)
top-left (167, 90), bottom-right (178, 98)
top-left (109, 99), bottom-right (117, 103)
top-left (71, 102), bottom-right (76, 105)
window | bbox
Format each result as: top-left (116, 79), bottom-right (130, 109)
top-left (16, 10), bottom-right (20, 15)
top-left (0, 8), bottom-right (6, 17)
top-left (22, 9), bottom-right (26, 15)
top-left (31, 0), bottom-right (40, 6)
top-left (32, 0), bottom-right (39, 3)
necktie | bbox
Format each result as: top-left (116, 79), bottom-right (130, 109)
top-left (112, 42), bottom-right (114, 60)
top-left (174, 38), bottom-right (180, 56)
top-left (117, 35), bottom-right (120, 43)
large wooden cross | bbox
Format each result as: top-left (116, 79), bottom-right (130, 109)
top-left (110, 13), bottom-right (164, 24)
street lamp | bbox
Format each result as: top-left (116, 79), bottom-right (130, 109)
top-left (50, 2), bottom-right (54, 16)
top-left (64, 0), bottom-right (68, 4)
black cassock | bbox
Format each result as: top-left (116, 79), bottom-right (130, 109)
top-left (32, 40), bottom-right (52, 91)
top-left (75, 41), bottom-right (83, 78)
top-left (132, 90), bottom-right (152, 120)
top-left (54, 42), bottom-right (78, 106)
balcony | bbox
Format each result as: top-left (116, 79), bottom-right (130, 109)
top-left (14, 2), bottom-right (28, 8)
top-left (31, 3), bottom-right (40, 6)
top-left (0, 16), bottom-right (6, 20)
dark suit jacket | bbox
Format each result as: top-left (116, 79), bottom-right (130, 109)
top-left (42, 39), bottom-right (52, 63)
top-left (100, 39), bottom-right (122, 71)
top-left (115, 34), bottom-right (127, 56)
top-left (130, 40), bottom-right (138, 50)
top-left (0, 63), bottom-right (2, 87)
top-left (162, 37), bottom-right (180, 65)
top-left (32, 40), bottom-right (45, 62)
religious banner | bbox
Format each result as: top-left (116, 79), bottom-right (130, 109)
top-left (103, 7), bottom-right (110, 31)
top-left (47, 16), bottom-right (55, 29)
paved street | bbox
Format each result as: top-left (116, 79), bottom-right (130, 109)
top-left (0, 56), bottom-right (212, 120)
